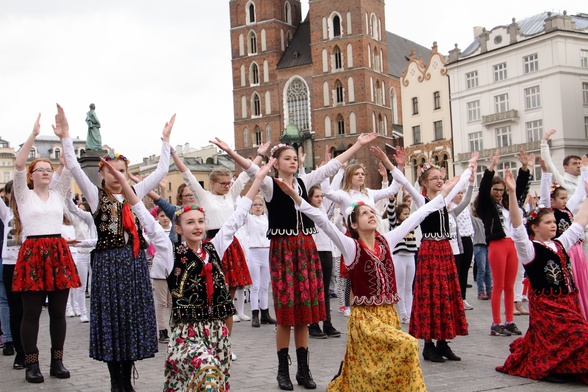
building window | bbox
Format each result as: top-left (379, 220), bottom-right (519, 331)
top-left (254, 126), bottom-right (262, 146)
top-left (335, 80), bottom-right (344, 104)
top-left (433, 121), bottom-right (443, 140)
top-left (496, 161), bottom-right (517, 179)
top-left (286, 77), bottom-right (310, 131)
top-left (248, 31), bottom-right (257, 54)
top-left (526, 120), bottom-right (543, 142)
top-left (375, 80), bottom-right (382, 105)
top-left (54, 148), bottom-right (61, 159)
top-left (284, 2), bottom-right (292, 24)
top-left (29, 149), bottom-right (36, 159)
top-left (246, 2), bottom-right (256, 24)
top-left (412, 97), bottom-right (419, 115)
top-left (243, 127), bottom-right (249, 148)
top-left (433, 91), bottom-right (441, 110)
top-left (585, 116), bottom-right (588, 139)
top-left (581, 50), bottom-right (588, 68)
top-left (250, 63), bottom-right (259, 85)
top-left (337, 115), bottom-right (345, 135)
top-left (524, 86), bottom-right (541, 109)
top-left (469, 132), bottom-right (483, 152)
top-left (333, 15), bottom-right (341, 37)
top-left (523, 53), bottom-right (538, 74)
top-left (466, 71), bottom-right (478, 89)
top-left (496, 126), bottom-right (512, 148)
top-left (412, 125), bottom-right (421, 144)
top-left (494, 93), bottom-right (509, 113)
top-left (493, 62), bottom-right (507, 82)
top-left (583, 82), bottom-right (588, 105)
top-left (252, 93), bottom-right (261, 116)
top-left (378, 114), bottom-right (384, 135)
top-left (467, 100), bottom-right (480, 122)
top-left (334, 46), bottom-right (342, 70)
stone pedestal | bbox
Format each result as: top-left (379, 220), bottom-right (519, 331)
top-left (78, 149), bottom-right (107, 188)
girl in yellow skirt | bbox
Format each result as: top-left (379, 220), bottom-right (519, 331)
top-left (276, 166), bottom-right (461, 392)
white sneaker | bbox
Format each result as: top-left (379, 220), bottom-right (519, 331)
top-left (231, 352), bottom-right (237, 361)
top-left (66, 308), bottom-right (75, 318)
top-left (233, 315), bottom-right (241, 322)
top-left (80, 314), bottom-right (89, 323)
top-left (237, 314), bottom-right (251, 321)
top-left (463, 300), bottom-right (474, 310)
top-left (343, 307), bottom-right (351, 317)
top-left (401, 315), bottom-right (410, 324)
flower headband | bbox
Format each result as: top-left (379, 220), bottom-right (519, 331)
top-left (419, 163), bottom-right (441, 177)
top-left (528, 205), bottom-right (548, 221)
top-left (345, 201), bottom-right (366, 216)
top-left (550, 182), bottom-right (563, 196)
top-left (98, 153), bottom-right (131, 169)
top-left (174, 205), bottom-right (206, 218)
top-left (270, 143), bottom-right (289, 158)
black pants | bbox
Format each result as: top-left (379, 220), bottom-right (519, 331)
top-left (3, 265), bottom-right (24, 357)
top-left (455, 237), bottom-right (474, 299)
top-left (20, 289), bottom-right (69, 353)
top-left (318, 251), bottom-right (333, 320)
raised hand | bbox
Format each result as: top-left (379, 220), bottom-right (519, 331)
top-left (356, 132), bottom-right (377, 146)
top-left (581, 155), bottom-right (588, 168)
top-left (209, 137), bottom-right (232, 152)
top-left (255, 158), bottom-right (276, 181)
top-left (127, 171), bottom-right (142, 184)
top-left (274, 176), bottom-right (300, 204)
top-left (257, 141), bottom-right (271, 156)
top-left (542, 129), bottom-right (556, 141)
top-left (504, 167), bottom-right (516, 192)
top-left (440, 176), bottom-right (460, 198)
top-left (393, 146), bottom-right (406, 167)
top-left (161, 114), bottom-right (175, 143)
top-left (378, 162), bottom-right (387, 179)
top-left (369, 145), bottom-right (387, 161)
top-left (468, 151), bottom-right (479, 167)
top-left (489, 149), bottom-right (500, 170)
top-left (32, 113), bottom-right (41, 137)
top-left (324, 144), bottom-right (332, 162)
top-left (539, 157), bottom-right (549, 172)
top-left (298, 146), bottom-right (306, 169)
top-left (52, 104), bottom-right (70, 138)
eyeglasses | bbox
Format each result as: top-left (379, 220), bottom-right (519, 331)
top-left (215, 181), bottom-right (231, 187)
top-left (427, 176), bottom-right (444, 182)
top-left (32, 168), bottom-right (54, 173)
top-left (181, 193), bottom-right (195, 198)
top-left (491, 188), bottom-right (505, 193)
top-left (252, 203), bottom-right (264, 207)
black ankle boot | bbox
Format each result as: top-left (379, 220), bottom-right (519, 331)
top-left (295, 347), bottom-right (316, 389)
top-left (276, 348), bottom-right (293, 390)
top-left (422, 342), bottom-right (445, 362)
top-left (436, 340), bottom-right (461, 361)
top-left (49, 348), bottom-right (70, 378)
top-left (25, 352), bottom-right (44, 383)
top-left (260, 308), bottom-right (277, 325)
top-left (252, 310), bottom-right (260, 328)
top-left (121, 361), bottom-right (136, 392)
top-left (108, 361), bottom-right (124, 392)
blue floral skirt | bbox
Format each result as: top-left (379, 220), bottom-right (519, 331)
top-left (89, 244), bottom-right (158, 362)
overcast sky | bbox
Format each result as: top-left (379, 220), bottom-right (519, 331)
top-left (0, 0), bottom-right (583, 163)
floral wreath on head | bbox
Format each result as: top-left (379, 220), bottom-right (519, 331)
top-left (550, 182), bottom-right (563, 197)
top-left (270, 143), bottom-right (290, 158)
top-left (418, 163), bottom-right (441, 178)
top-left (174, 205), bottom-right (206, 218)
top-left (345, 201), bottom-right (366, 217)
top-left (98, 153), bottom-right (131, 170)
top-left (528, 205), bottom-right (548, 221)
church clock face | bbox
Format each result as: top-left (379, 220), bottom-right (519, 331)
top-left (494, 35), bottom-right (502, 44)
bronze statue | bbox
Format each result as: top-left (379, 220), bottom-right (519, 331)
top-left (85, 103), bottom-right (102, 150)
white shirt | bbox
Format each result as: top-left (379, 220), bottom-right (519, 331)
top-left (512, 222), bottom-right (584, 265)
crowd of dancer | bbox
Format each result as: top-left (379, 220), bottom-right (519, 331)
top-left (1, 105), bottom-right (588, 391)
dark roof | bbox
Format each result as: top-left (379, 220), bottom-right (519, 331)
top-left (277, 22), bottom-right (312, 69)
top-left (386, 32), bottom-right (432, 77)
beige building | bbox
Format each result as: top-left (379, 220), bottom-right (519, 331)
top-left (0, 138), bottom-right (16, 188)
top-left (400, 43), bottom-right (453, 184)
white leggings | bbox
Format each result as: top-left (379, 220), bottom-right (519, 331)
top-left (67, 252), bottom-right (90, 316)
top-left (248, 248), bottom-right (271, 311)
top-left (393, 252), bottom-right (415, 318)
top-left (514, 261), bottom-right (525, 302)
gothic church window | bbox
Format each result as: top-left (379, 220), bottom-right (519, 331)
top-left (246, 2), bottom-right (256, 24)
top-left (286, 77), bottom-right (310, 131)
top-left (248, 31), bottom-right (257, 54)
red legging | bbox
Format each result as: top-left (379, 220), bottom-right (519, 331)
top-left (488, 238), bottom-right (518, 324)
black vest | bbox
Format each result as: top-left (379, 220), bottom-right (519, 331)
top-left (265, 178), bottom-right (317, 237)
top-left (167, 241), bottom-right (235, 323)
top-left (420, 197), bottom-right (450, 240)
top-left (93, 189), bottom-right (148, 251)
top-left (524, 240), bottom-right (577, 296)
top-left (553, 208), bottom-right (573, 238)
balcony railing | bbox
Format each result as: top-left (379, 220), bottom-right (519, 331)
top-left (482, 109), bottom-right (519, 126)
top-left (456, 140), bottom-right (541, 163)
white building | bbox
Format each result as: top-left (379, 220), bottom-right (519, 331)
top-left (446, 11), bottom-right (588, 187)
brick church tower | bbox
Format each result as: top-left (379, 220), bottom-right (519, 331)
top-left (229, 0), bottom-right (407, 186)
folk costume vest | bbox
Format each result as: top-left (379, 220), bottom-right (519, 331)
top-left (420, 197), bottom-right (450, 240)
top-left (266, 178), bottom-right (317, 237)
top-left (524, 240), bottom-right (577, 296)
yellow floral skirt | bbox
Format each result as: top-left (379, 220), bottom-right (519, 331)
top-left (327, 304), bottom-right (427, 392)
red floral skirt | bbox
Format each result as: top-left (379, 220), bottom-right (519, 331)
top-left (269, 234), bottom-right (326, 326)
top-left (409, 239), bottom-right (468, 340)
top-left (496, 291), bottom-right (588, 383)
top-left (220, 237), bottom-right (252, 289)
top-left (12, 235), bottom-right (81, 292)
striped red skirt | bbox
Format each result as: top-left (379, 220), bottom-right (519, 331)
top-left (409, 239), bottom-right (468, 340)
top-left (12, 235), bottom-right (81, 292)
top-left (269, 234), bottom-right (326, 326)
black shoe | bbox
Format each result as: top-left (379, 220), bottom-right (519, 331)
top-left (108, 361), bottom-right (124, 392)
top-left (13, 351), bottom-right (25, 369)
top-left (466, 284), bottom-right (473, 288)
top-left (490, 324), bottom-right (512, 336)
top-left (422, 342), bottom-right (445, 362)
top-left (251, 310), bottom-right (260, 328)
top-left (308, 323), bottom-right (327, 339)
top-left (542, 374), bottom-right (569, 384)
top-left (3, 341), bottom-right (14, 356)
top-left (329, 292), bottom-right (337, 298)
top-left (277, 348), bottom-right (293, 391)
top-left (295, 347), bottom-right (316, 389)
top-left (504, 322), bottom-right (522, 335)
top-left (121, 361), bottom-right (136, 392)
top-left (322, 320), bottom-right (341, 338)
top-left (49, 348), bottom-right (70, 378)
top-left (260, 308), bottom-right (277, 325)
top-left (25, 352), bottom-right (44, 383)
top-left (436, 340), bottom-right (461, 361)
top-left (158, 329), bottom-right (170, 343)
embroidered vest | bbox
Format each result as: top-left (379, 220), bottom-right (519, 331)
top-left (420, 197), bottom-right (450, 240)
top-left (93, 189), bottom-right (148, 251)
top-left (524, 240), bottom-right (577, 296)
top-left (347, 234), bottom-right (400, 305)
top-left (553, 208), bottom-right (573, 238)
top-left (167, 241), bottom-right (235, 323)
top-left (266, 178), bottom-right (317, 237)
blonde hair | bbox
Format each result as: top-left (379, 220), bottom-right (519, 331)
top-left (341, 164), bottom-right (366, 193)
top-left (209, 168), bottom-right (231, 183)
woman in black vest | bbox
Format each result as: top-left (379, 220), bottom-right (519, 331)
top-left (497, 168), bottom-right (588, 383)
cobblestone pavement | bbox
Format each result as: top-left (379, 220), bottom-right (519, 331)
top-left (1, 285), bottom-right (586, 391)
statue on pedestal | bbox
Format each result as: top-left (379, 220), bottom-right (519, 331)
top-left (85, 103), bottom-right (102, 150)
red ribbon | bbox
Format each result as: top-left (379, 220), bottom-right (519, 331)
top-left (200, 263), bottom-right (214, 306)
top-left (122, 203), bottom-right (140, 257)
